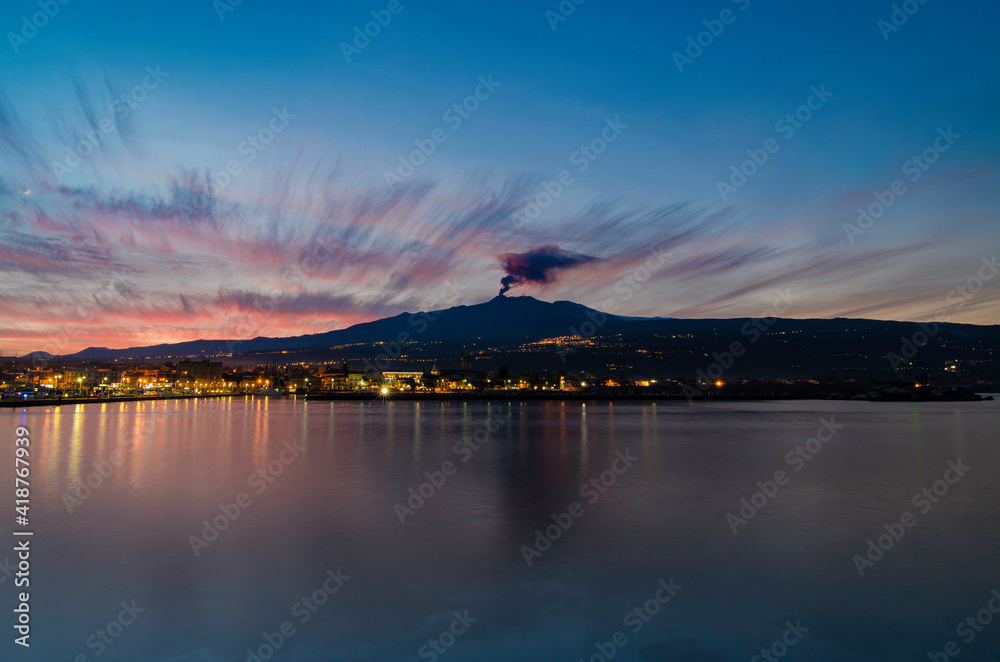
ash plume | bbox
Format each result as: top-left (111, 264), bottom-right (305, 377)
top-left (498, 245), bottom-right (598, 296)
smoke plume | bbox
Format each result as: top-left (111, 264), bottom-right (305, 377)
top-left (498, 245), bottom-right (598, 296)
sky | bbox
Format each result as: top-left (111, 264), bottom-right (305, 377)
top-left (0, 0), bottom-right (997, 354)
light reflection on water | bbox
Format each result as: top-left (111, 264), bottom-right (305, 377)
top-left (1, 397), bottom-right (998, 661)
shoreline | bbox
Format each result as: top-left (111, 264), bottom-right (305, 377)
top-left (0, 394), bottom-right (232, 408)
top-left (2, 391), bottom-right (991, 408)
top-left (306, 391), bottom-right (991, 403)
top-left (306, 392), bottom-right (821, 402)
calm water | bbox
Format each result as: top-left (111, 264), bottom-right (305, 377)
top-left (2, 397), bottom-right (998, 661)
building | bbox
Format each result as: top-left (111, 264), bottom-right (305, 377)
top-left (177, 360), bottom-right (224, 387)
top-left (380, 371), bottom-right (424, 390)
top-left (321, 370), bottom-right (366, 390)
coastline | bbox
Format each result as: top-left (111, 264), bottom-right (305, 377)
top-left (0, 394), bottom-right (233, 408)
top-left (2, 390), bottom-right (990, 409)
top-left (305, 390), bottom-right (991, 403)
top-left (305, 392), bottom-right (819, 402)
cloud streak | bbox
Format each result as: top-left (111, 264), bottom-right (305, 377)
top-left (0, 66), bottom-right (996, 354)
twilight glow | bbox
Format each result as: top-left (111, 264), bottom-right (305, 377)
top-left (0, 0), bottom-right (997, 354)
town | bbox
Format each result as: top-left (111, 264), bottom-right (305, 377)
top-left (0, 351), bottom-right (992, 403)
top-left (0, 353), bottom-right (588, 400)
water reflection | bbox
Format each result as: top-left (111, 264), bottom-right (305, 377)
top-left (1, 398), bottom-right (998, 661)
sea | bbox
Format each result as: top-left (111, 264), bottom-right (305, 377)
top-left (2, 396), bottom-right (998, 661)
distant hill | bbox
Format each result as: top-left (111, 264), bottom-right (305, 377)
top-left (63, 296), bottom-right (637, 358)
top-left (21, 351), bottom-right (55, 360)
top-left (43, 296), bottom-right (999, 380)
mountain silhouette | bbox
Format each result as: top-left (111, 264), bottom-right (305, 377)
top-left (41, 296), bottom-right (1000, 380)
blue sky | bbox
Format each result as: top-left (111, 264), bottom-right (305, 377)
top-left (0, 0), bottom-right (997, 351)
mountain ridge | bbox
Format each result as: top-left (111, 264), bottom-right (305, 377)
top-left (24, 297), bottom-right (998, 378)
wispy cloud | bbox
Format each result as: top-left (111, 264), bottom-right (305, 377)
top-left (0, 67), bottom-right (996, 354)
